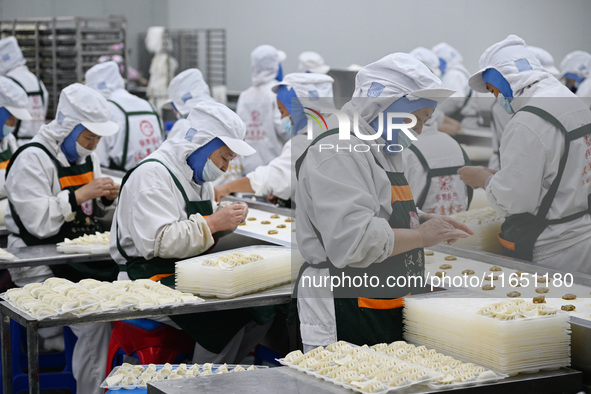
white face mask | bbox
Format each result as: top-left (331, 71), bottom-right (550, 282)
top-left (202, 158), bottom-right (225, 182)
top-left (75, 142), bottom-right (94, 158)
top-left (2, 124), bottom-right (15, 137)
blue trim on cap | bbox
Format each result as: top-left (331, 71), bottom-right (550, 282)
top-left (186, 137), bottom-right (225, 184)
top-left (482, 68), bottom-right (513, 99)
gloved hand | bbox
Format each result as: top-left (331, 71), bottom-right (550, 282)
top-left (417, 215), bottom-right (473, 247)
top-left (205, 201), bottom-right (248, 233)
top-left (74, 177), bottom-right (119, 204)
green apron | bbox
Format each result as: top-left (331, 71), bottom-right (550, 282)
top-left (498, 106), bottom-right (591, 261)
top-left (107, 100), bottom-right (164, 171)
top-left (294, 129), bottom-right (425, 346)
top-left (115, 158), bottom-right (267, 353)
top-left (0, 145), bottom-right (12, 170)
top-left (6, 76), bottom-right (45, 139)
top-left (5, 143), bottom-right (118, 281)
top-left (407, 143), bottom-right (473, 211)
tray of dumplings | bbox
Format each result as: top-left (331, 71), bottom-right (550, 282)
top-left (100, 362), bottom-right (267, 390)
top-left (234, 208), bottom-right (295, 246)
top-left (279, 342), bottom-right (444, 393)
top-left (1, 277), bottom-right (203, 320)
top-left (56, 231), bottom-right (110, 255)
top-left (176, 246), bottom-right (304, 299)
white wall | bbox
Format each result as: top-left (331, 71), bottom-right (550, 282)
top-left (0, 0), bottom-right (169, 71)
top-left (168, 0), bottom-right (591, 91)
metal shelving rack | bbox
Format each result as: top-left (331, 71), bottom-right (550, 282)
top-left (0, 16), bottom-right (127, 118)
top-left (166, 28), bottom-right (226, 87)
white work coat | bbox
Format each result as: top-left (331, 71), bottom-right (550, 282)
top-left (237, 81), bottom-right (288, 174)
top-left (437, 63), bottom-right (478, 126)
top-left (295, 100), bottom-right (405, 347)
top-left (5, 65), bottom-right (48, 143)
top-left (0, 134), bottom-right (17, 198)
top-left (111, 137), bottom-right (216, 266)
top-left (487, 76), bottom-right (591, 274)
top-left (488, 102), bottom-right (512, 170)
top-left (96, 89), bottom-right (162, 171)
top-left (5, 125), bottom-right (115, 285)
top-left (402, 111), bottom-right (469, 215)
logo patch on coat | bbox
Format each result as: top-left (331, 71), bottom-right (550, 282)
top-left (139, 120), bottom-right (154, 137)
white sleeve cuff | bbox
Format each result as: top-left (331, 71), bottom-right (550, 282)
top-left (58, 190), bottom-right (76, 222)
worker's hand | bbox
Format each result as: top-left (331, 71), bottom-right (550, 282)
top-left (416, 215), bottom-right (473, 247)
top-left (205, 202), bottom-right (248, 233)
top-left (437, 116), bottom-right (462, 136)
top-left (214, 184), bottom-right (231, 203)
top-left (457, 166), bottom-right (495, 189)
top-left (267, 193), bottom-right (278, 205)
top-left (74, 177), bottom-right (119, 204)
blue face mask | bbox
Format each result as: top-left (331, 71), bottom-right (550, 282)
top-left (281, 116), bottom-right (292, 135)
top-left (497, 93), bottom-right (515, 115)
top-left (61, 124), bottom-right (86, 163)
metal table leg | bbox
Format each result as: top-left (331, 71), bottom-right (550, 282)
top-left (1, 309), bottom-right (12, 394)
top-left (26, 324), bottom-right (40, 394)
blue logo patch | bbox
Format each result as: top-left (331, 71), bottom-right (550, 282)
top-left (367, 82), bottom-right (385, 98)
top-left (2, 54), bottom-right (9, 61)
top-left (97, 81), bottom-right (107, 90)
top-left (184, 127), bottom-right (198, 142)
top-left (308, 90), bottom-right (319, 100)
top-left (57, 111), bottom-right (65, 125)
top-left (514, 58), bottom-right (532, 72)
top-left (181, 92), bottom-right (193, 103)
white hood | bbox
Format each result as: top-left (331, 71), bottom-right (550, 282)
top-left (528, 46), bottom-right (560, 77)
top-left (35, 83), bottom-right (119, 153)
top-left (0, 36), bottom-right (26, 75)
top-left (85, 61), bottom-right (126, 98)
top-left (250, 44), bottom-right (286, 86)
top-left (165, 68), bottom-right (213, 116)
top-left (0, 76), bottom-right (31, 120)
top-left (272, 72), bottom-right (334, 100)
top-left (559, 50), bottom-right (591, 80)
top-left (346, 52), bottom-right (453, 125)
top-left (432, 42), bottom-right (463, 66)
top-left (298, 51), bottom-right (330, 74)
top-left (469, 35), bottom-right (548, 95)
top-left (410, 47), bottom-right (441, 76)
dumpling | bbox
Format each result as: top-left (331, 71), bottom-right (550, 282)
top-left (284, 350), bottom-right (303, 364)
top-left (233, 365), bottom-right (246, 372)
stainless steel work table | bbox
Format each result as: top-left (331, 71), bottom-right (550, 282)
top-left (0, 283), bottom-right (293, 394)
top-left (0, 244), bottom-right (113, 269)
top-left (146, 365), bottom-right (582, 394)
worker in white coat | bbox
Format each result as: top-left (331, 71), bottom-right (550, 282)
top-left (459, 35), bottom-right (591, 274)
top-left (489, 45), bottom-right (560, 170)
top-left (410, 47), bottom-right (462, 137)
top-left (298, 51), bottom-right (330, 74)
top-left (214, 72), bottom-right (335, 205)
top-left (432, 42), bottom-right (479, 130)
top-left (402, 109), bottom-right (472, 215)
top-left (0, 36), bottom-right (48, 145)
top-left (0, 76), bottom-right (32, 198)
top-left (165, 68), bottom-right (214, 140)
top-left (559, 50), bottom-right (591, 95)
top-left (295, 53), bottom-right (472, 350)
top-left (237, 45), bottom-right (288, 174)
top-left (4, 83), bottom-right (120, 394)
top-left (85, 61), bottom-right (163, 171)
top-left (112, 100), bottom-right (273, 363)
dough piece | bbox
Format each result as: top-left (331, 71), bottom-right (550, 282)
top-left (268, 230), bottom-right (279, 235)
top-left (535, 287), bottom-right (549, 294)
top-left (285, 218), bottom-right (294, 222)
top-left (444, 255), bottom-right (457, 261)
top-left (435, 271), bottom-right (446, 278)
top-left (439, 264), bottom-right (452, 270)
top-left (462, 269), bottom-right (475, 275)
top-left (561, 304), bottom-right (576, 311)
top-left (490, 266), bottom-right (502, 271)
top-left (238, 222), bottom-right (246, 226)
top-left (276, 224), bottom-right (286, 229)
top-left (533, 295), bottom-right (546, 304)
top-left (537, 276), bottom-right (548, 283)
top-left (484, 275), bottom-right (498, 281)
top-left (261, 221), bottom-right (271, 225)
top-left (425, 250), bottom-right (434, 256)
top-left (247, 217), bottom-right (256, 221)
top-left (482, 284), bottom-right (496, 291)
top-left (506, 291), bottom-right (521, 298)
top-left (562, 293), bottom-right (577, 300)
top-left (270, 214), bottom-right (280, 219)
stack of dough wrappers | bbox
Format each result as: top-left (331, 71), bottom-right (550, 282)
top-left (403, 295), bottom-right (571, 376)
top-left (448, 207), bottom-right (504, 254)
top-left (2, 277), bottom-right (202, 319)
top-left (56, 231), bottom-right (110, 254)
top-left (176, 246), bottom-right (303, 298)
